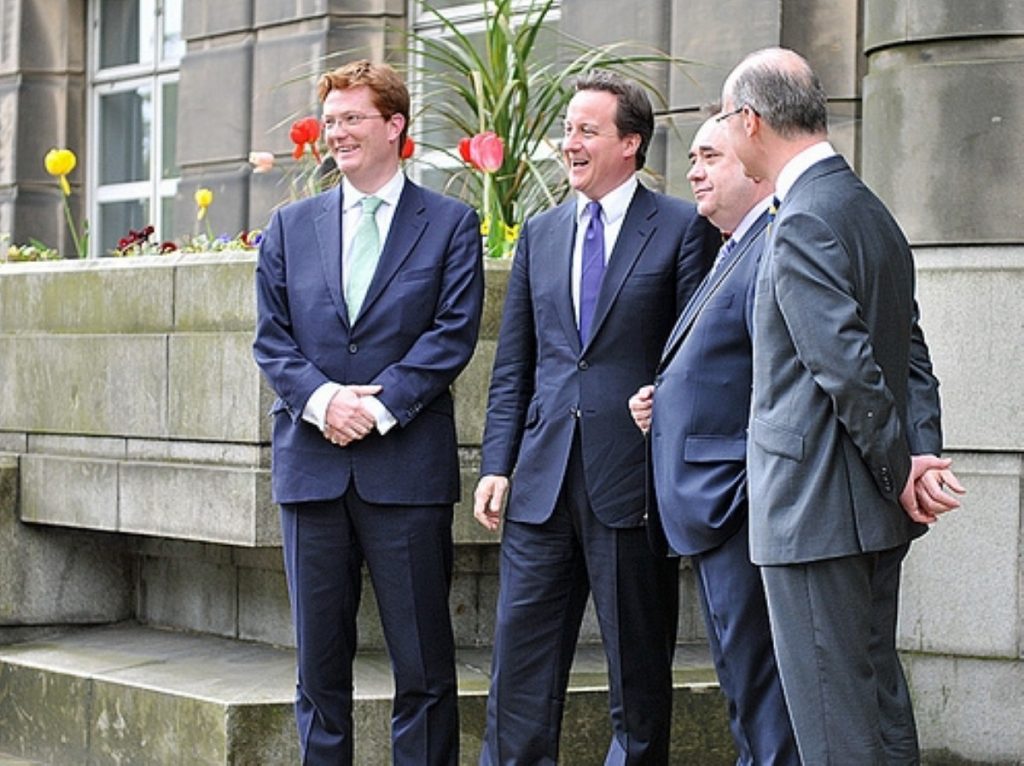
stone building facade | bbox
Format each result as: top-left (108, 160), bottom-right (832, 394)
top-left (1, 0), bottom-right (1022, 763)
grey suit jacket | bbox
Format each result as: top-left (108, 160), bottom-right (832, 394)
top-left (747, 155), bottom-right (942, 565)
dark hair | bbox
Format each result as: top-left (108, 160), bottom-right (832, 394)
top-left (317, 60), bottom-right (410, 154)
top-left (574, 70), bottom-right (654, 170)
top-left (727, 50), bottom-right (828, 138)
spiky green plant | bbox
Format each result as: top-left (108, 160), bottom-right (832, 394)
top-left (407, 0), bottom-right (694, 257)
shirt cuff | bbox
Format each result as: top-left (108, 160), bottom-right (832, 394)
top-left (363, 395), bottom-right (398, 435)
top-left (302, 382), bottom-right (343, 432)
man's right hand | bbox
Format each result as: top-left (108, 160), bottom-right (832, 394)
top-left (324, 384), bottom-right (382, 446)
top-left (628, 384), bottom-right (655, 434)
top-left (474, 475), bottom-right (509, 532)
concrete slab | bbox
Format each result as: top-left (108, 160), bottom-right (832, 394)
top-left (0, 624), bottom-right (729, 765)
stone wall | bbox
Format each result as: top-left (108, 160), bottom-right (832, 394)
top-left (0, 254), bottom-right (705, 652)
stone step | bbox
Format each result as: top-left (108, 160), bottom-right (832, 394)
top-left (0, 624), bottom-right (735, 765)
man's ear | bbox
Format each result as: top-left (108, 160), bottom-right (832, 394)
top-left (623, 133), bottom-right (641, 159)
top-left (388, 113), bottom-right (407, 142)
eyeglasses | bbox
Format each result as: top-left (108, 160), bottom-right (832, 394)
top-left (715, 104), bottom-right (756, 123)
top-left (323, 113), bottom-right (386, 130)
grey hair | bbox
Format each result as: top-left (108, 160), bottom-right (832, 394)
top-left (726, 50), bottom-right (828, 138)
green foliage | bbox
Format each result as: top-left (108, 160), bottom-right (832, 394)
top-left (407, 0), bottom-right (693, 256)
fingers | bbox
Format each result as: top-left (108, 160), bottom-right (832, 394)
top-left (348, 384), bottom-right (383, 397)
top-left (915, 467), bottom-right (964, 517)
top-left (899, 478), bottom-right (937, 525)
top-left (324, 386), bottom-right (380, 444)
top-left (474, 476), bottom-right (508, 532)
top-left (628, 385), bottom-right (654, 433)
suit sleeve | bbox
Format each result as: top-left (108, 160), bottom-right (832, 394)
top-left (372, 204), bottom-right (484, 427)
top-left (676, 209), bottom-right (718, 313)
top-left (770, 210), bottom-right (910, 498)
top-left (905, 297), bottom-right (943, 455)
top-left (479, 219), bottom-right (537, 477)
top-left (252, 207), bottom-right (330, 421)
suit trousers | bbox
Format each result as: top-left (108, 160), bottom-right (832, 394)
top-left (760, 544), bottom-right (919, 766)
top-left (480, 430), bottom-right (679, 765)
top-left (691, 522), bottom-right (798, 766)
top-left (280, 489), bottom-right (459, 766)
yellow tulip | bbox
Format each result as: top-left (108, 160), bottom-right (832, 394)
top-left (195, 188), bottom-right (213, 220)
top-left (503, 222), bottom-right (520, 244)
top-left (480, 216), bottom-right (491, 237)
top-left (44, 148), bottom-right (77, 196)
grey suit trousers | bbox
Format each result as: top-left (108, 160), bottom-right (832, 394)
top-left (760, 544), bottom-right (919, 765)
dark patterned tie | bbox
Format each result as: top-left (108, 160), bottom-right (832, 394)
top-left (710, 236), bottom-right (737, 277)
top-left (579, 200), bottom-right (604, 344)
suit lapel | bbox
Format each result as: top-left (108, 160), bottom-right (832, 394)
top-left (355, 180), bottom-right (428, 321)
top-left (582, 185), bottom-right (656, 352)
top-left (542, 202), bottom-right (582, 353)
top-left (659, 210), bottom-right (769, 370)
top-left (313, 186), bottom-right (348, 326)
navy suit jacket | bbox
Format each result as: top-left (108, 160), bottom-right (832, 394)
top-left (748, 156), bottom-right (941, 565)
top-left (253, 180), bottom-right (484, 506)
top-left (648, 211), bottom-right (769, 556)
top-left (481, 184), bottom-right (716, 527)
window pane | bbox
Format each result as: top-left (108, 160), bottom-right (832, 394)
top-left (161, 81), bottom-right (179, 178)
top-left (99, 86), bottom-right (152, 184)
top-left (160, 195), bottom-right (175, 244)
top-left (161, 0), bottom-right (185, 62)
top-left (100, 0), bottom-right (155, 69)
top-left (99, 199), bottom-right (149, 254)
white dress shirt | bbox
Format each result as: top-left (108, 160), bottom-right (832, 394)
top-left (302, 171), bottom-right (406, 435)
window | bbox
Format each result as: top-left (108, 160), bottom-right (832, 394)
top-left (88, 0), bottom-right (184, 255)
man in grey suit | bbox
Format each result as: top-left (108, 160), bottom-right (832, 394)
top-left (629, 113), bottom-right (797, 765)
top-left (719, 48), bottom-right (964, 763)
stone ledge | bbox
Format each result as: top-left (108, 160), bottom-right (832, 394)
top-left (0, 624), bottom-right (733, 765)
top-left (17, 444), bottom-right (491, 547)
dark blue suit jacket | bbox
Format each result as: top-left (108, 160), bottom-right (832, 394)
top-left (648, 212), bottom-right (769, 555)
top-left (253, 180), bottom-right (484, 506)
top-left (481, 184), bottom-right (715, 527)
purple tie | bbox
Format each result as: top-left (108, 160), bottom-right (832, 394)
top-left (579, 201), bottom-right (605, 343)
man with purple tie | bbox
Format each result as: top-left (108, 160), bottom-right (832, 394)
top-left (473, 70), bottom-right (717, 764)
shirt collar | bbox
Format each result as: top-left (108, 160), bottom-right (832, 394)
top-left (775, 141), bottom-right (836, 202)
top-left (342, 169), bottom-right (405, 213)
top-left (575, 175), bottom-right (638, 225)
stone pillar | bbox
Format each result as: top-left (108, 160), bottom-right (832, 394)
top-left (662, 0), bottom-right (861, 198)
top-left (0, 0), bottom-right (87, 255)
top-left (862, 2), bottom-right (1024, 762)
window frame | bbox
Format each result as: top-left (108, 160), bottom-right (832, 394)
top-left (87, 0), bottom-right (182, 256)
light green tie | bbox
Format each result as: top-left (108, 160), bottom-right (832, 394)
top-left (346, 195), bottom-right (383, 323)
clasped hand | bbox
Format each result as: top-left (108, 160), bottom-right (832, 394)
top-left (324, 384), bottom-right (382, 446)
top-left (899, 455), bottom-right (966, 524)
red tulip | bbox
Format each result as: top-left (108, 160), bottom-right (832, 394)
top-left (469, 131), bottom-right (504, 173)
top-left (290, 117), bottom-right (322, 162)
top-left (400, 136), bottom-right (415, 160)
top-left (458, 137), bottom-right (477, 168)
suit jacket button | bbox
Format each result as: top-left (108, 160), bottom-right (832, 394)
top-left (348, 343), bottom-right (358, 354)
top-left (578, 360), bottom-right (589, 370)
